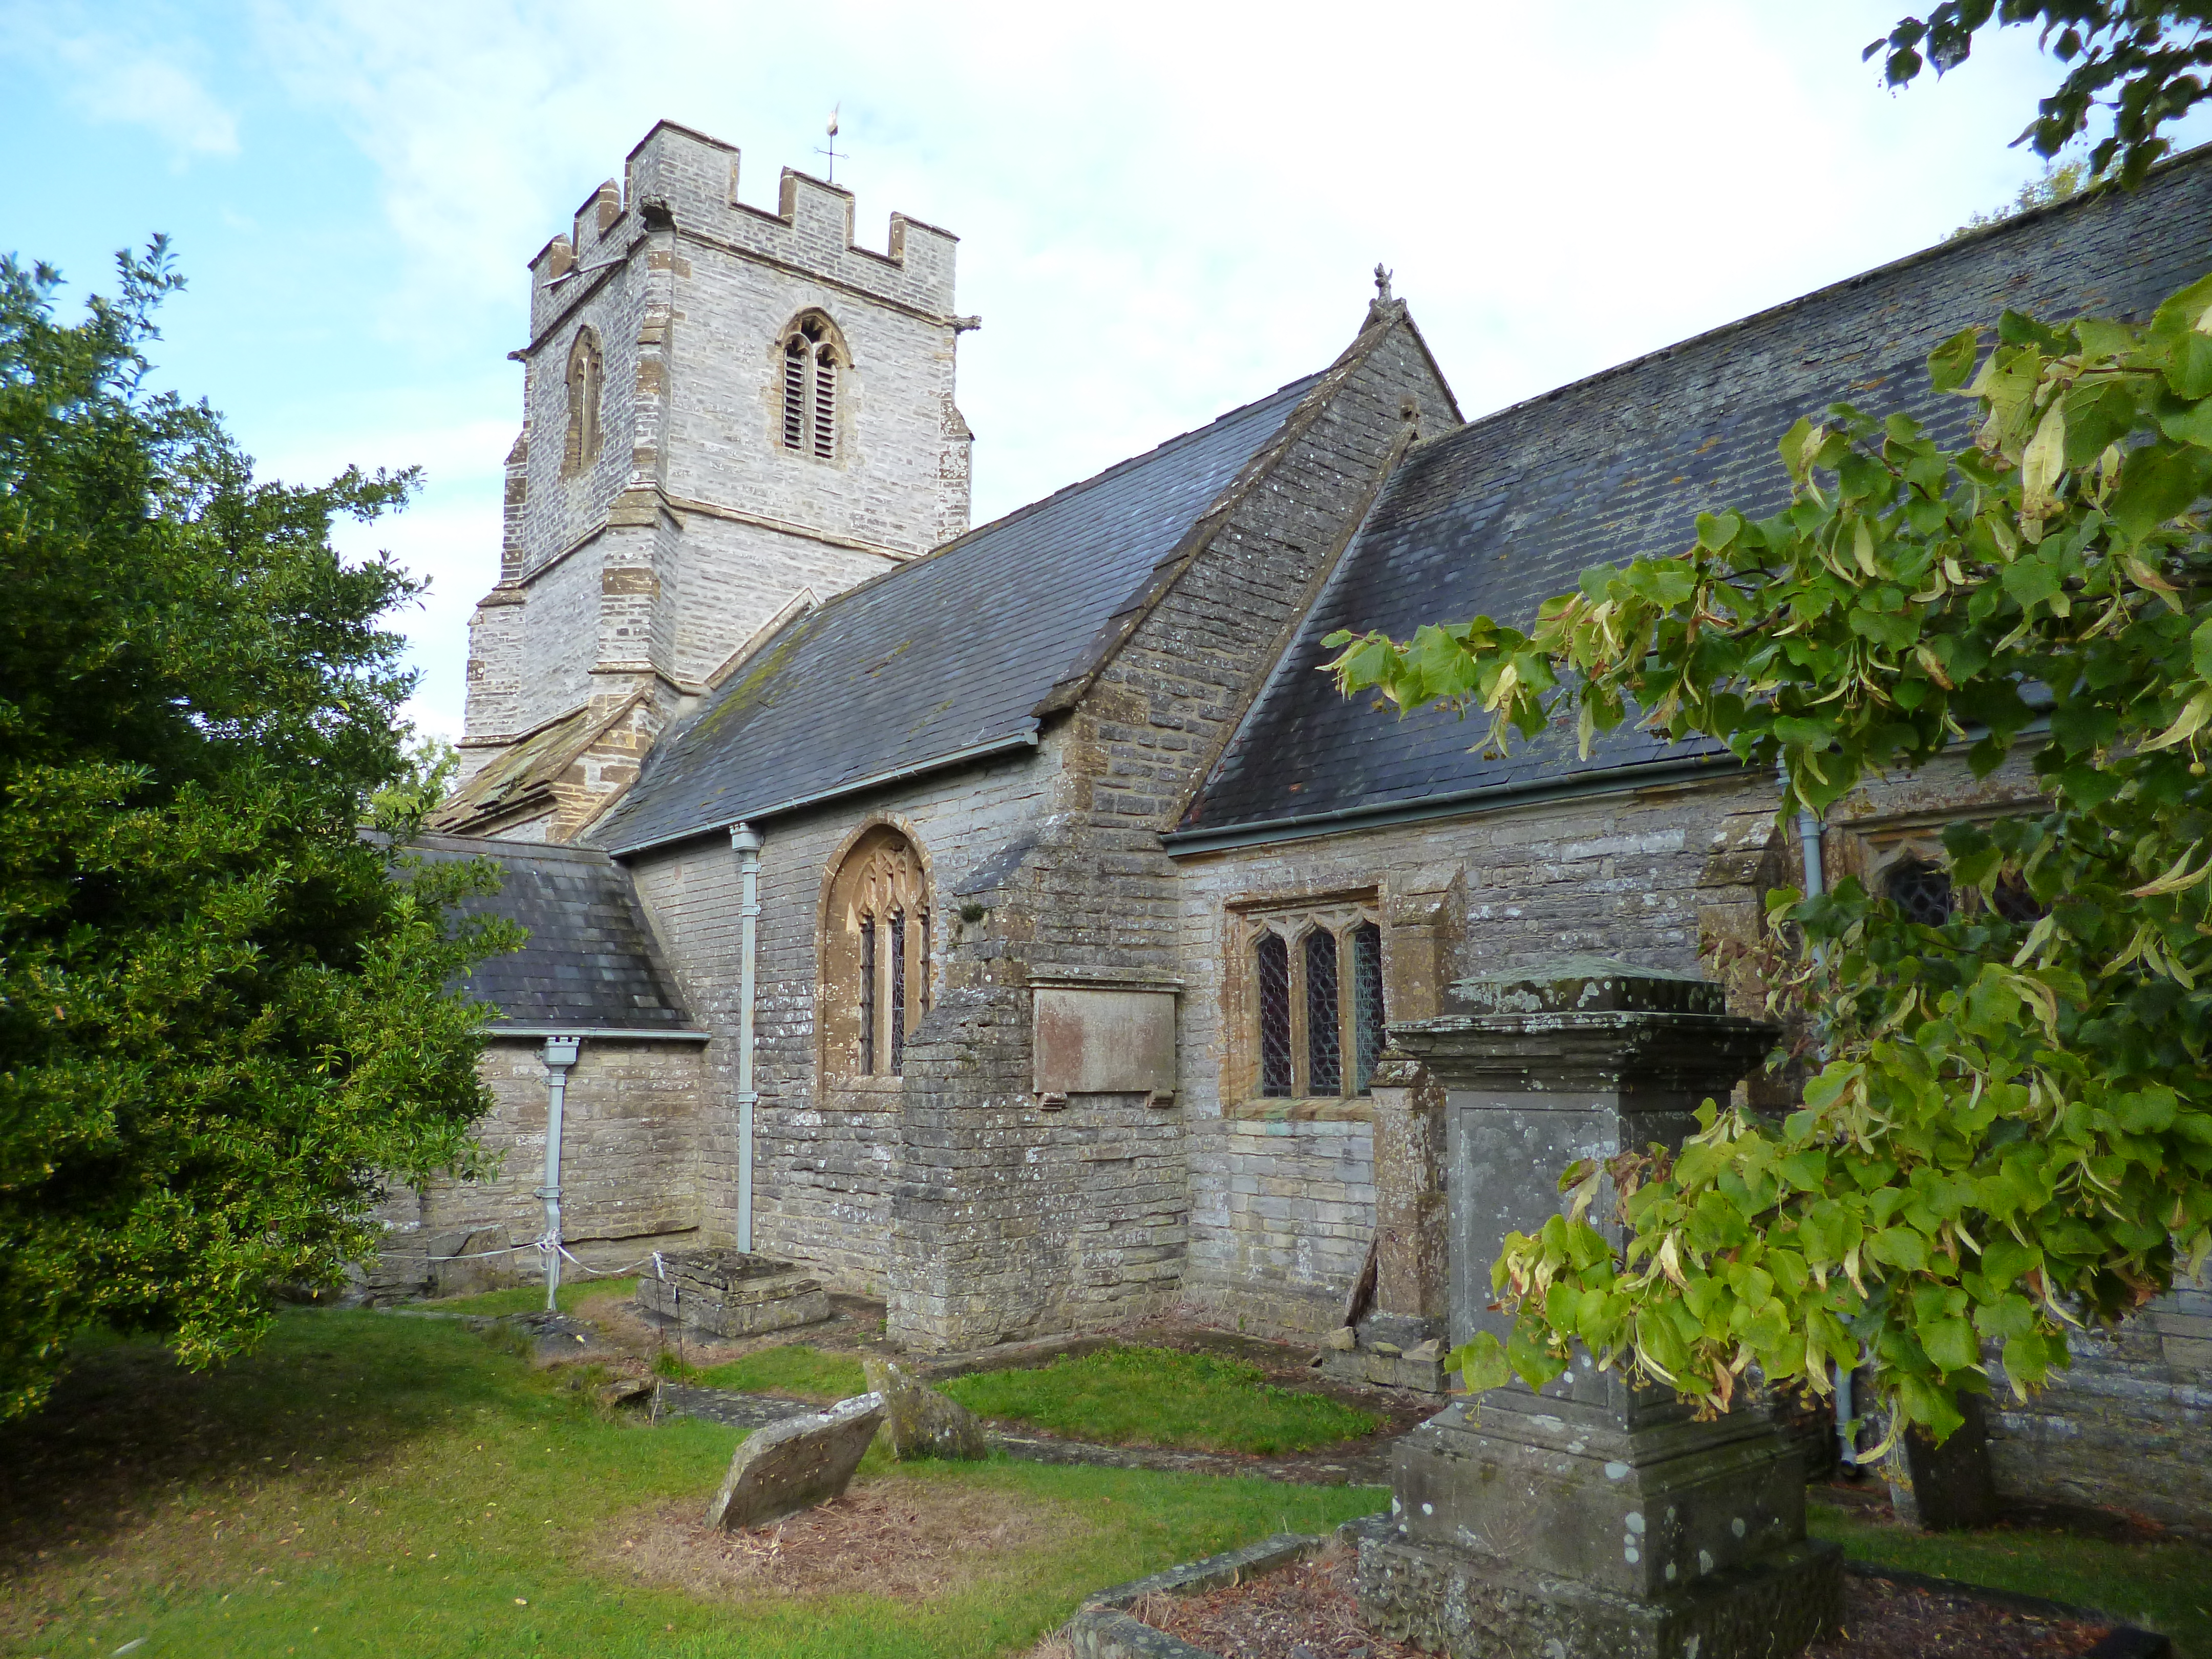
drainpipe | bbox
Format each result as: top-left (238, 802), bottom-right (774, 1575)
top-left (538, 1033), bottom-right (582, 1312)
top-left (730, 822), bottom-right (763, 1253)
top-left (1792, 797), bottom-right (1859, 1474)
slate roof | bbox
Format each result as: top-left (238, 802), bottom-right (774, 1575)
top-left (592, 372), bottom-right (1326, 855)
top-left (408, 833), bottom-right (696, 1033)
top-left (1176, 150), bottom-right (2212, 845)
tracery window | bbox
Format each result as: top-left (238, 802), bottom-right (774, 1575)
top-left (562, 326), bottom-right (603, 477)
top-left (779, 312), bottom-right (843, 461)
top-left (1880, 853), bottom-right (2048, 927)
top-left (1243, 900), bottom-right (1386, 1100)
top-left (823, 826), bottom-right (930, 1079)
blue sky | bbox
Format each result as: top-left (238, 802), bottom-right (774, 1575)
top-left (6, 1), bottom-right (2201, 742)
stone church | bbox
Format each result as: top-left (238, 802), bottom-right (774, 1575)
top-left (388, 120), bottom-right (2212, 1527)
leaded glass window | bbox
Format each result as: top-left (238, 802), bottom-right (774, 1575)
top-left (1243, 903), bottom-right (1384, 1100)
top-left (1257, 932), bottom-right (1292, 1097)
top-left (1352, 921), bottom-right (1386, 1095)
top-left (1304, 931), bottom-right (1342, 1096)
top-left (1992, 871), bottom-right (2047, 925)
top-left (858, 914), bottom-right (878, 1073)
top-left (1885, 858), bottom-right (1955, 926)
top-left (826, 826), bottom-right (929, 1080)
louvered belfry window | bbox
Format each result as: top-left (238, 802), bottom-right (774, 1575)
top-left (1244, 902), bottom-right (1386, 1101)
top-left (780, 312), bottom-right (841, 461)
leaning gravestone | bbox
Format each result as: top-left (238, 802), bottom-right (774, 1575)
top-left (862, 1357), bottom-right (989, 1460)
top-left (1357, 956), bottom-right (1844, 1659)
top-left (705, 1392), bottom-right (886, 1530)
top-left (638, 1248), bottom-right (832, 1338)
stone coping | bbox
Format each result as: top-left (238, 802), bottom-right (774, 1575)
top-left (1064, 1530), bottom-right (1328, 1659)
top-left (1222, 1098), bottom-right (1375, 1124)
top-left (1061, 1520), bottom-right (2174, 1659)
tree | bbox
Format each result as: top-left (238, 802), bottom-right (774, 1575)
top-left (1946, 156), bottom-right (2097, 237)
top-left (0, 243), bottom-right (515, 1421)
top-left (1869, 3), bottom-right (2212, 184)
top-left (1325, 12), bottom-right (2212, 1452)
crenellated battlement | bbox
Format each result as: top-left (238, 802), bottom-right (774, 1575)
top-left (525, 120), bottom-right (958, 343)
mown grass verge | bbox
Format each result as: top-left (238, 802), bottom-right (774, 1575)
top-left (939, 1345), bottom-right (1379, 1457)
top-left (1807, 1498), bottom-right (2212, 1656)
top-left (679, 1345), bottom-right (871, 1401)
top-left (0, 1311), bottom-right (1385, 1658)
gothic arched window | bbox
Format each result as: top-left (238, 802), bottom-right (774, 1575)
top-left (1246, 902), bottom-right (1386, 1100)
top-left (779, 312), bottom-right (843, 461)
top-left (562, 326), bottom-right (603, 477)
top-left (823, 825), bottom-right (929, 1079)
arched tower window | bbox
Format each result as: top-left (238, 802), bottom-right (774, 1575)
top-left (562, 326), bottom-right (603, 478)
top-left (822, 825), bottom-right (929, 1079)
top-left (1884, 857), bottom-right (1955, 926)
top-left (779, 312), bottom-right (844, 461)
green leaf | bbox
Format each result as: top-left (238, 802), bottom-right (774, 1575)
top-left (1927, 328), bottom-right (1980, 393)
top-left (1448, 1331), bottom-right (1513, 1394)
top-left (2110, 444), bottom-right (2212, 541)
top-left (2166, 330), bottom-right (2212, 400)
top-left (1868, 1227), bottom-right (1930, 1273)
top-left (1920, 1316), bottom-right (1981, 1373)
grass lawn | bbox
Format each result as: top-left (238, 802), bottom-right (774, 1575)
top-left (684, 1345), bottom-right (871, 1401)
top-left (938, 1345), bottom-right (1379, 1456)
top-left (0, 1311), bottom-right (1387, 1658)
top-left (1808, 1498), bottom-right (2212, 1655)
top-left (416, 1277), bottom-right (640, 1318)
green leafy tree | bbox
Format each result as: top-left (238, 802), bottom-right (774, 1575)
top-left (1947, 157), bottom-right (2098, 237)
top-left (1869, 3), bottom-right (2212, 184)
top-left (0, 243), bottom-right (516, 1421)
top-left (1326, 12), bottom-right (2212, 1450)
top-left (1331, 278), bottom-right (2212, 1444)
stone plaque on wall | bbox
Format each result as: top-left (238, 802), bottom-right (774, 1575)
top-left (1032, 982), bottom-right (1177, 1098)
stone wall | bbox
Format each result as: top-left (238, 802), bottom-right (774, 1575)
top-left (1987, 1266), bottom-right (2212, 1530)
top-left (370, 1035), bottom-right (708, 1297)
top-left (1169, 750), bottom-right (2048, 1339)
top-left (622, 741), bottom-right (1058, 1299)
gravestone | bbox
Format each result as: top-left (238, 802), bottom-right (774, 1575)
top-left (704, 1392), bottom-right (886, 1530)
top-left (637, 1248), bottom-right (832, 1338)
top-left (1355, 956), bottom-right (1844, 1659)
top-left (862, 1357), bottom-right (989, 1460)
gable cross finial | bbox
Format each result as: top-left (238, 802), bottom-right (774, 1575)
top-left (1373, 263), bottom-right (1394, 303)
top-left (817, 105), bottom-right (846, 184)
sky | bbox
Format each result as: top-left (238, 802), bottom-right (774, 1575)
top-left (5, 1), bottom-right (2201, 744)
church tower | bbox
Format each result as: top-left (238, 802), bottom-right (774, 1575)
top-left (437, 121), bottom-right (972, 841)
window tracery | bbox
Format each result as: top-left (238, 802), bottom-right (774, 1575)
top-left (822, 826), bottom-right (930, 1080)
top-left (562, 326), bottom-right (603, 477)
top-left (779, 312), bottom-right (843, 461)
top-left (1238, 900), bottom-right (1386, 1101)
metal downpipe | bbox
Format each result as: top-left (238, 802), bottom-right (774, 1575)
top-left (731, 822), bottom-right (763, 1253)
top-left (538, 1033), bottom-right (581, 1312)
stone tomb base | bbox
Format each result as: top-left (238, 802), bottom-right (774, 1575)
top-left (1356, 1526), bottom-right (1843, 1659)
top-left (636, 1248), bottom-right (832, 1339)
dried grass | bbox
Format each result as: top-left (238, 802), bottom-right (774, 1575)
top-left (603, 1478), bottom-right (1085, 1604)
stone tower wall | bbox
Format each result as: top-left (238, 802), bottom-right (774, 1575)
top-left (457, 122), bottom-right (968, 816)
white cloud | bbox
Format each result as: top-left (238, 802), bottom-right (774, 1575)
top-left (3, 6), bottom-right (242, 159)
top-left (60, 0), bottom-right (2197, 737)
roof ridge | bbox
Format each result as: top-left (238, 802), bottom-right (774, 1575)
top-left (1427, 138), bottom-right (2212, 455)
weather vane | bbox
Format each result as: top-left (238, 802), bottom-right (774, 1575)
top-left (817, 106), bottom-right (846, 184)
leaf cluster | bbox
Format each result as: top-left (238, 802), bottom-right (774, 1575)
top-left (1334, 272), bottom-right (2212, 1442)
top-left (1867, 3), bottom-right (2212, 185)
top-left (0, 246), bottom-right (517, 1420)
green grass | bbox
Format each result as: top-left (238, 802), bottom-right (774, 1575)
top-left (413, 1275), bottom-right (640, 1317)
top-left (939, 1344), bottom-right (1379, 1457)
top-left (685, 1345), bottom-right (870, 1401)
top-left (0, 1310), bottom-right (1387, 1658)
top-left (1809, 1497), bottom-right (2212, 1655)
